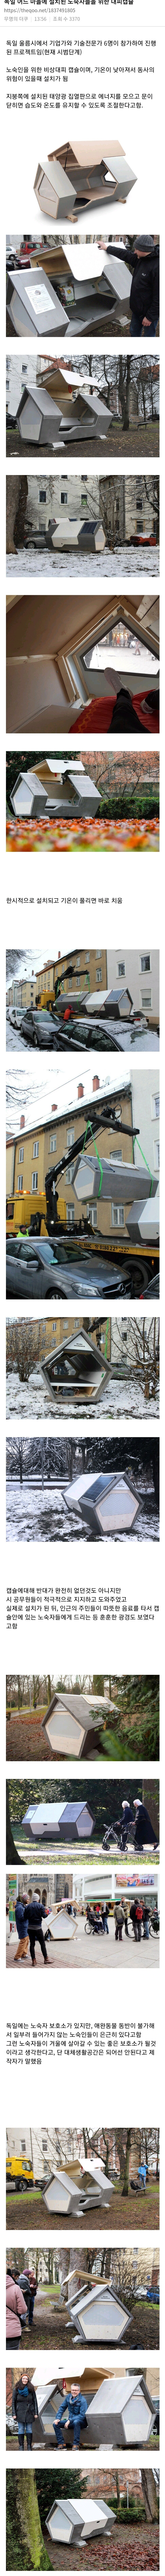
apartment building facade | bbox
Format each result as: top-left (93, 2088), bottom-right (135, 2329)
top-left (6, 1078), bottom-right (134, 1236)
top-left (107, 946), bottom-right (159, 1020)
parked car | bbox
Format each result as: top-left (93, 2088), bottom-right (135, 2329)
top-left (6, 1237), bottom-right (119, 1300)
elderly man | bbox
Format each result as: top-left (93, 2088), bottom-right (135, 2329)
top-left (54, 2382), bottom-right (88, 2450)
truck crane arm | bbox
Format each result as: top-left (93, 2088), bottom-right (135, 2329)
top-left (45, 1099), bottom-right (140, 1225)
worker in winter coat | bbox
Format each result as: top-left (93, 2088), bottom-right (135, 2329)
top-left (18, 2269), bottom-right (37, 2329)
top-left (12, 2372), bottom-right (39, 2450)
top-left (54, 2382), bottom-right (88, 2450)
top-left (133, 1798), bottom-right (158, 1848)
top-left (129, 237), bottom-right (159, 337)
top-left (6, 2274), bottom-right (28, 2350)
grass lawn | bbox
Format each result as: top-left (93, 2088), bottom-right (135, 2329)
top-left (11, 2288), bottom-right (159, 2354)
top-left (6, 2182), bottom-right (159, 2235)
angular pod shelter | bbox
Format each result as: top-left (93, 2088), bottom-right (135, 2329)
top-left (32, 517), bottom-right (106, 557)
top-left (74, 1156), bottom-right (158, 1206)
top-left (10, 762), bottom-right (101, 823)
top-left (42, 2161), bottom-right (114, 2215)
top-left (22, 1798), bottom-right (94, 1842)
top-left (41, 1327), bottom-right (109, 1400)
top-left (34, 142), bottom-right (136, 222)
top-left (64, 1469), bottom-right (140, 1534)
top-left (6, 246), bottom-right (135, 340)
top-left (68, 2282), bottom-right (130, 2346)
top-left (45, 2501), bottom-right (116, 2546)
top-left (6, 268), bottom-right (62, 339)
top-left (42, 1688), bottom-right (106, 1756)
top-left (85, 2372), bottom-right (158, 2448)
top-left (16, 378), bottom-right (109, 451)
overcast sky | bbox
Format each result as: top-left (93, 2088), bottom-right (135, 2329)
top-left (6, 1058), bottom-right (132, 1138)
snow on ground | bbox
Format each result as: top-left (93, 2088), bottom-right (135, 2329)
top-left (6, 1365), bottom-right (159, 1421)
top-left (6, 544), bottom-right (160, 582)
top-left (6, 1476), bottom-right (159, 1541)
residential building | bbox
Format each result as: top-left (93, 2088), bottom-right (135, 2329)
top-left (35, 945), bottom-right (107, 999)
top-left (6, 1078), bottom-right (134, 1235)
top-left (25, 472), bottom-right (98, 533)
top-left (131, 1070), bottom-right (160, 1182)
top-left (107, 948), bottom-right (159, 1019)
top-left (6, 354), bottom-right (38, 417)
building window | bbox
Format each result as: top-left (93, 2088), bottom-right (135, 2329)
top-left (112, 1204), bottom-right (124, 1226)
top-left (68, 976), bottom-right (72, 990)
top-left (39, 488), bottom-right (46, 502)
top-left (19, 1145), bottom-right (24, 1164)
top-left (86, 1201), bottom-right (97, 1229)
top-left (152, 1094), bottom-right (159, 1118)
top-left (85, 971), bottom-right (90, 986)
top-left (85, 951), bottom-right (90, 964)
top-left (66, 1126), bottom-right (75, 1147)
top-left (96, 967), bottom-right (102, 984)
top-left (116, 961), bottom-right (125, 978)
top-left (49, 1134), bottom-right (56, 1153)
top-left (21, 2139), bottom-right (26, 2152)
top-left (65, 1163), bottom-right (75, 1183)
top-left (140, 953), bottom-right (151, 973)
top-left (22, 364), bottom-right (28, 378)
top-left (141, 992), bottom-right (151, 1010)
top-left (61, 490), bottom-right (67, 504)
top-left (33, 1139), bottom-right (39, 1159)
top-left (18, 1175), bottom-right (23, 1195)
top-left (66, 1204), bottom-right (75, 1227)
top-left (32, 1171), bottom-right (38, 1192)
top-left (96, 949), bottom-right (102, 959)
top-left (76, 975), bottom-right (80, 989)
top-left (154, 1141), bottom-right (160, 1170)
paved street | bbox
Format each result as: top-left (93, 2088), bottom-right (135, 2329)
top-left (6, 1918), bottom-right (159, 1972)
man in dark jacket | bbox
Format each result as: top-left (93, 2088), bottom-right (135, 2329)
top-left (129, 237), bottom-right (159, 336)
top-left (26, 1890), bottom-right (50, 1964)
top-left (129, 1899), bottom-right (143, 1942)
top-left (12, 2371), bottom-right (39, 2450)
top-left (54, 2382), bottom-right (88, 2449)
top-left (18, 2269), bottom-right (37, 2329)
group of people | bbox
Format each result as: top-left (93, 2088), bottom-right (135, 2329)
top-left (114, 1897), bottom-right (155, 1942)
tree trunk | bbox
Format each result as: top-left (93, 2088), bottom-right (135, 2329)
top-left (141, 2471), bottom-right (158, 2523)
top-left (142, 1780), bottom-right (159, 1839)
top-left (122, 2129), bottom-right (132, 2195)
top-left (6, 1780), bottom-right (20, 1867)
top-left (6, 476), bottom-right (28, 554)
top-left (6, 2467), bottom-right (46, 2569)
top-left (115, 2473), bottom-right (120, 2506)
